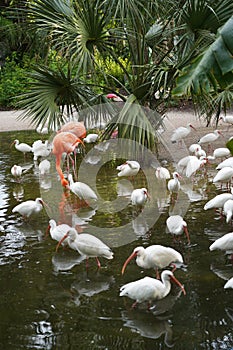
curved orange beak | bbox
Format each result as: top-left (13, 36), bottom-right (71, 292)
top-left (121, 251), bottom-right (137, 275)
top-left (56, 232), bottom-right (68, 252)
top-left (170, 275), bottom-right (186, 295)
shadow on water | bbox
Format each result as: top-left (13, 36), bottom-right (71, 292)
top-left (0, 130), bottom-right (233, 349)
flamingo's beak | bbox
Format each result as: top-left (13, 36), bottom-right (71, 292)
top-left (121, 251), bottom-right (137, 275)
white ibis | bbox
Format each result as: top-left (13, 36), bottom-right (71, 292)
top-left (166, 215), bottom-right (190, 244)
top-left (11, 139), bottom-right (32, 156)
top-left (47, 219), bottom-right (70, 245)
top-left (83, 133), bottom-right (99, 143)
top-left (213, 167), bottom-right (233, 188)
top-left (121, 245), bottom-right (184, 278)
top-left (56, 228), bottom-right (114, 268)
top-left (167, 172), bottom-right (181, 194)
top-left (212, 148), bottom-right (230, 160)
top-left (193, 145), bottom-right (207, 158)
top-left (223, 199), bottom-right (233, 223)
top-left (216, 157), bottom-right (233, 170)
top-left (209, 231), bottom-right (233, 255)
top-left (224, 277), bottom-right (233, 289)
top-left (11, 164), bottom-right (22, 181)
top-left (189, 143), bottom-right (200, 153)
top-left (117, 160), bottom-right (140, 178)
top-left (38, 159), bottom-right (51, 176)
top-left (131, 188), bottom-right (149, 206)
top-left (66, 174), bottom-right (97, 204)
top-left (120, 270), bottom-right (186, 309)
top-left (185, 156), bottom-right (207, 178)
top-left (12, 197), bottom-right (47, 219)
top-left (32, 140), bottom-right (51, 160)
top-left (170, 123), bottom-right (196, 145)
top-left (155, 167), bottom-right (170, 180)
top-left (198, 130), bottom-right (223, 151)
top-left (204, 190), bottom-right (233, 212)
top-left (220, 115), bottom-right (233, 130)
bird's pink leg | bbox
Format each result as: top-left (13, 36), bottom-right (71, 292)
top-left (96, 257), bottom-right (101, 269)
top-left (131, 301), bottom-right (138, 309)
top-left (86, 258), bottom-right (89, 270)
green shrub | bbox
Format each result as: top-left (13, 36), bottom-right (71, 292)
top-left (0, 53), bottom-right (33, 108)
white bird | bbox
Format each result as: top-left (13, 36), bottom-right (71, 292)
top-left (198, 130), bottom-right (223, 149)
top-left (47, 219), bottom-right (70, 245)
top-left (12, 197), bottom-right (46, 219)
top-left (185, 156), bottom-right (207, 178)
top-left (167, 172), bottom-right (181, 194)
top-left (155, 167), bottom-right (170, 180)
top-left (189, 143), bottom-right (200, 154)
top-left (11, 139), bottom-right (32, 156)
top-left (11, 164), bottom-right (22, 181)
top-left (216, 157), bottom-right (233, 170)
top-left (209, 231), bottom-right (233, 255)
top-left (166, 215), bottom-right (190, 244)
top-left (177, 156), bottom-right (193, 174)
top-left (32, 140), bottom-right (51, 160)
top-left (213, 167), bottom-right (233, 188)
top-left (220, 115), bottom-right (233, 130)
top-left (66, 174), bottom-right (97, 204)
top-left (194, 145), bottom-right (207, 158)
top-left (131, 188), bottom-right (149, 206)
top-left (170, 123), bottom-right (196, 145)
top-left (56, 227), bottom-right (114, 268)
top-left (38, 159), bottom-right (51, 176)
top-left (204, 190), bottom-right (233, 212)
top-left (117, 160), bottom-right (140, 178)
top-left (223, 199), bottom-right (233, 223)
top-left (120, 270), bottom-right (186, 309)
top-left (121, 245), bottom-right (184, 278)
top-left (224, 277), bottom-right (233, 289)
top-left (83, 133), bottom-right (99, 143)
top-left (212, 148), bottom-right (230, 160)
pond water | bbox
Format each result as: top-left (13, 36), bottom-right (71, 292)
top-left (0, 130), bottom-right (233, 350)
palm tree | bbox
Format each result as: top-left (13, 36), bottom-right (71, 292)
top-left (13, 0), bottom-right (233, 144)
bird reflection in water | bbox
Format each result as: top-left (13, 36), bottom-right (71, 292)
top-left (70, 271), bottom-right (115, 306)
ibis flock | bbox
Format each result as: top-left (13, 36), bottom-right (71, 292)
top-left (8, 114), bottom-right (233, 311)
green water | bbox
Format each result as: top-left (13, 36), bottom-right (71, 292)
top-left (0, 130), bottom-right (232, 349)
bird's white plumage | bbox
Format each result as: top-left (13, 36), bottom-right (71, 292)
top-left (170, 123), bottom-right (195, 143)
top-left (131, 188), bottom-right (148, 206)
top-left (120, 270), bottom-right (184, 305)
top-left (12, 197), bottom-right (44, 218)
top-left (167, 172), bottom-right (181, 193)
top-left (39, 159), bottom-right (51, 175)
top-left (48, 219), bottom-right (70, 244)
top-left (11, 164), bottom-right (22, 178)
top-left (12, 139), bottom-right (32, 154)
top-left (213, 167), bottom-right (233, 185)
top-left (83, 133), bottom-right (99, 143)
top-left (60, 228), bottom-right (114, 260)
top-left (224, 277), bottom-right (233, 289)
top-left (198, 130), bottom-right (222, 145)
top-left (204, 191), bottom-right (233, 211)
top-left (67, 174), bottom-right (97, 202)
top-left (209, 231), bottom-right (233, 253)
top-left (155, 167), bottom-right (170, 180)
top-left (216, 157), bottom-right (233, 170)
top-left (117, 160), bottom-right (140, 177)
top-left (223, 199), bottom-right (233, 223)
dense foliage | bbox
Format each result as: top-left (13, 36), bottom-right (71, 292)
top-left (0, 0), bottom-right (233, 143)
